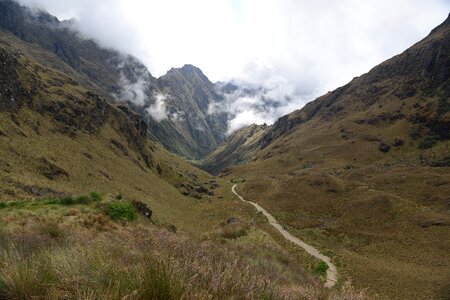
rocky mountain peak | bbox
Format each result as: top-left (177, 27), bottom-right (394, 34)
top-left (162, 64), bottom-right (212, 87)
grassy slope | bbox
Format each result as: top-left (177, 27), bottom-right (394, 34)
top-left (200, 124), bottom-right (269, 175)
top-left (219, 18), bottom-right (450, 300)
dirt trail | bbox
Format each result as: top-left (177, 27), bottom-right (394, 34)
top-left (232, 184), bottom-right (337, 288)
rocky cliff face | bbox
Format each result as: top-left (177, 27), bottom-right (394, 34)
top-left (148, 65), bottom-right (228, 158)
top-left (0, 47), bottom-right (28, 111)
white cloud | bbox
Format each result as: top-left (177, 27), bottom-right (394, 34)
top-left (146, 93), bottom-right (169, 122)
top-left (15, 0), bottom-right (450, 131)
top-left (117, 73), bottom-right (148, 106)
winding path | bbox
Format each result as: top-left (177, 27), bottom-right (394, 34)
top-left (231, 184), bottom-right (337, 288)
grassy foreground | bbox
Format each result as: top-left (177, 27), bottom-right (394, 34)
top-left (0, 192), bottom-right (368, 300)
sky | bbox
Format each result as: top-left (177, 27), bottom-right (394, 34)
top-left (16, 0), bottom-right (450, 131)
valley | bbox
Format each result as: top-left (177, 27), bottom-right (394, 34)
top-left (0, 0), bottom-right (449, 299)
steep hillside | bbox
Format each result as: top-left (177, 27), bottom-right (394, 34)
top-left (0, 0), bottom-right (156, 95)
top-left (0, 38), bottom-right (204, 230)
top-left (219, 15), bottom-right (450, 299)
top-left (0, 0), bottom-right (228, 159)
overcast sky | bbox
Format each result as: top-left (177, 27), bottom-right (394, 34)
top-left (16, 0), bottom-right (450, 130)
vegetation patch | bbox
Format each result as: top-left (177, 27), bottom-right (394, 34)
top-left (429, 156), bottom-right (450, 167)
top-left (58, 192), bottom-right (102, 206)
top-left (38, 222), bottom-right (65, 240)
top-left (0, 192), bottom-right (103, 212)
top-left (437, 96), bottom-right (450, 116)
top-left (314, 261), bottom-right (329, 276)
top-left (104, 202), bottom-right (137, 221)
top-left (418, 133), bottom-right (441, 149)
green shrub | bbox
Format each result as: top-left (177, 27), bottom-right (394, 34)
top-left (75, 195), bottom-right (91, 205)
top-left (6, 201), bottom-right (25, 209)
top-left (44, 198), bottom-right (60, 205)
top-left (60, 196), bottom-right (75, 205)
top-left (90, 192), bottom-right (102, 202)
top-left (58, 193), bottom-right (101, 206)
top-left (104, 203), bottom-right (137, 221)
top-left (0, 203), bottom-right (7, 209)
top-left (314, 261), bottom-right (329, 276)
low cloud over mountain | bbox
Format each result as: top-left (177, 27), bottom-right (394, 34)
top-left (15, 0), bottom-right (449, 131)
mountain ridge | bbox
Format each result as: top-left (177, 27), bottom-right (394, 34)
top-left (0, 0), bottom-right (230, 159)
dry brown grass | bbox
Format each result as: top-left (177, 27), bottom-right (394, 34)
top-left (0, 208), bottom-right (367, 300)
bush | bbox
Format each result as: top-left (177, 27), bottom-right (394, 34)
top-left (59, 193), bottom-right (101, 206)
top-left (314, 261), bottom-right (329, 276)
top-left (75, 195), bottom-right (91, 205)
top-left (104, 203), bottom-right (137, 221)
top-left (90, 192), bottom-right (102, 202)
top-left (60, 196), bottom-right (75, 205)
top-left (0, 203), bottom-right (7, 209)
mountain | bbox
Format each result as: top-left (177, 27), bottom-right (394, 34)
top-left (216, 14), bottom-right (450, 299)
top-left (147, 65), bottom-right (228, 158)
top-left (0, 0), bottom-right (228, 159)
top-left (200, 124), bottom-right (269, 175)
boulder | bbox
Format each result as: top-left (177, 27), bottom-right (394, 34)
top-left (131, 200), bottom-right (152, 219)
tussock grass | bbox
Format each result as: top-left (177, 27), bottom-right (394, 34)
top-left (216, 223), bottom-right (248, 239)
top-left (0, 224), bottom-right (366, 300)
